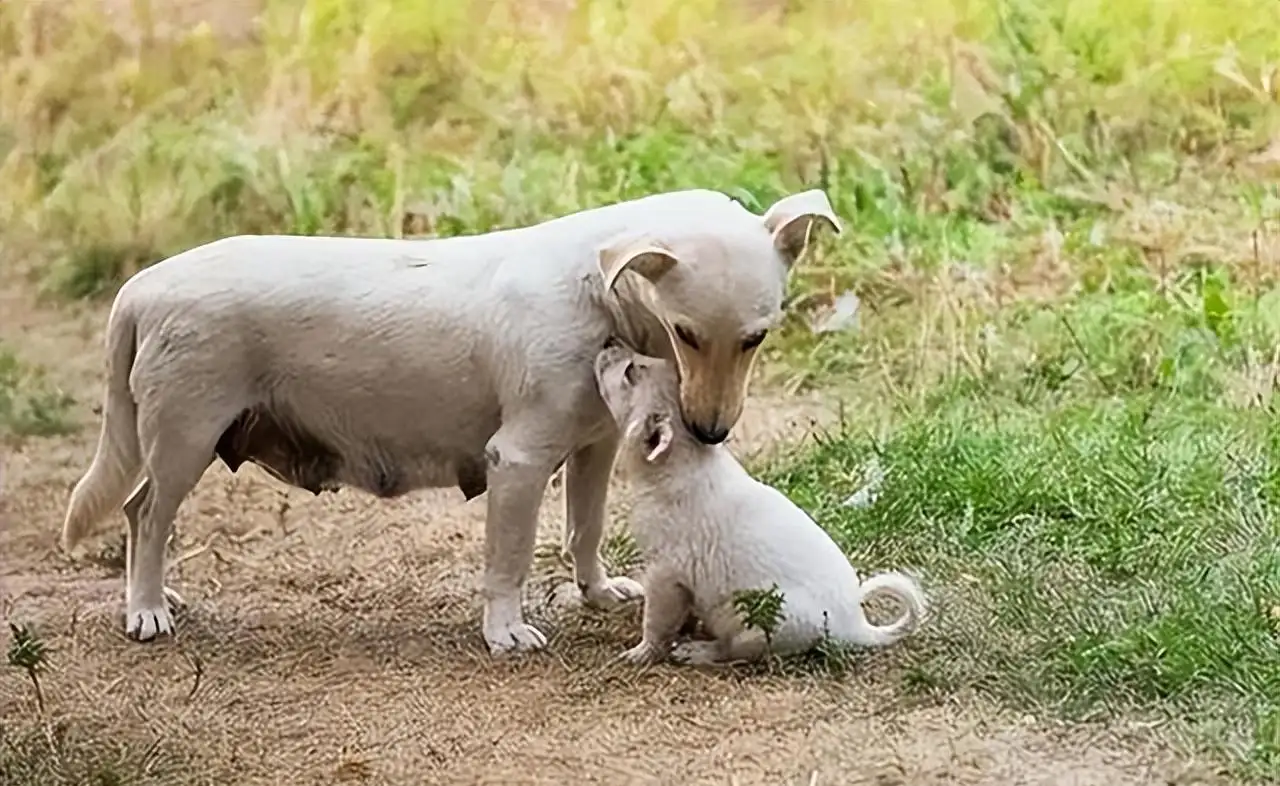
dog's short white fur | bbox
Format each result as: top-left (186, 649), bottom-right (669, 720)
top-left (59, 188), bottom-right (841, 654)
top-left (594, 345), bottom-right (927, 665)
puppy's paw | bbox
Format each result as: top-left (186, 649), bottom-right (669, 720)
top-left (125, 604), bottom-right (175, 642)
top-left (670, 640), bottom-right (725, 666)
top-left (581, 576), bottom-right (645, 611)
top-left (616, 641), bottom-right (667, 666)
top-left (484, 621), bottom-right (549, 655)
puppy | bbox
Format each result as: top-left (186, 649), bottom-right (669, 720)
top-left (594, 344), bottom-right (927, 665)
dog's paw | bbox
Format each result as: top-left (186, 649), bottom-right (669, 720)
top-left (125, 604), bottom-right (175, 642)
top-left (484, 621), bottom-right (549, 655)
top-left (616, 641), bottom-right (667, 666)
top-left (582, 576), bottom-right (645, 611)
top-left (163, 586), bottom-right (187, 610)
top-left (670, 640), bottom-right (725, 666)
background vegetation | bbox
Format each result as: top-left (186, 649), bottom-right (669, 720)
top-left (3, 0), bottom-right (1280, 778)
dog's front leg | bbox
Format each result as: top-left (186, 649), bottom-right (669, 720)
top-left (481, 428), bottom-right (559, 655)
top-left (565, 435), bottom-right (644, 609)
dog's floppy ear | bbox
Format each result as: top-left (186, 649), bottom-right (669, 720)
top-left (625, 412), bottom-right (675, 463)
top-left (762, 189), bottom-right (843, 269)
top-left (598, 233), bottom-right (680, 293)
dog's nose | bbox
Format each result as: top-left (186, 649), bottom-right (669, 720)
top-left (689, 422), bottom-right (729, 445)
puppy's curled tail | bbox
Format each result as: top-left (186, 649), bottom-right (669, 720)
top-left (848, 571), bottom-right (927, 648)
top-left (60, 303), bottom-right (143, 553)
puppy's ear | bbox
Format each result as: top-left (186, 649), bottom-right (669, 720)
top-left (598, 233), bottom-right (680, 293)
top-left (762, 189), bottom-right (843, 269)
top-left (643, 413), bottom-right (675, 463)
top-left (625, 412), bottom-right (675, 463)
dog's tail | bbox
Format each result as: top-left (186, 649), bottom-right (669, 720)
top-left (61, 303), bottom-right (143, 553)
top-left (846, 571), bottom-right (927, 648)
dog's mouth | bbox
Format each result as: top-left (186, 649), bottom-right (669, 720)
top-left (686, 420), bottom-right (729, 445)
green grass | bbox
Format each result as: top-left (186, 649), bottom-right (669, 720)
top-left (0, 344), bottom-right (76, 440)
top-left (757, 273), bottom-right (1280, 778)
top-left (4, 0), bottom-right (1280, 778)
top-left (2, 0), bottom-right (1279, 313)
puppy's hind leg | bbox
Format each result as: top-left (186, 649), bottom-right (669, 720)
top-left (671, 629), bottom-right (771, 666)
top-left (565, 434), bottom-right (643, 609)
top-left (670, 601), bottom-right (773, 666)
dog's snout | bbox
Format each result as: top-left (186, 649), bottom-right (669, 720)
top-left (689, 421), bottom-right (729, 445)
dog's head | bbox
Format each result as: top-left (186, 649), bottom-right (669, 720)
top-left (597, 189), bottom-right (840, 445)
top-left (594, 342), bottom-right (682, 464)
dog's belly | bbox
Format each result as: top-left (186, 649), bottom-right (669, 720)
top-left (215, 405), bottom-right (495, 501)
top-left (337, 444), bottom-right (490, 501)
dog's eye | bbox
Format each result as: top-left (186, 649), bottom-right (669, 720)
top-left (673, 324), bottom-right (700, 351)
top-left (622, 362), bottom-right (638, 385)
top-left (742, 330), bottom-right (768, 351)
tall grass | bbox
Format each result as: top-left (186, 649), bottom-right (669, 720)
top-left (1, 0), bottom-right (1277, 305)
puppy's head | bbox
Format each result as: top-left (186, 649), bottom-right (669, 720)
top-left (597, 189), bottom-right (841, 446)
top-left (594, 343), bottom-right (681, 464)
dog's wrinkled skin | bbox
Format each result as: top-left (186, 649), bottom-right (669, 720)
top-left (59, 188), bottom-right (841, 654)
top-left (594, 346), bottom-right (927, 666)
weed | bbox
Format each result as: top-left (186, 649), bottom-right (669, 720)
top-left (6, 623), bottom-right (48, 713)
top-left (731, 584), bottom-right (787, 651)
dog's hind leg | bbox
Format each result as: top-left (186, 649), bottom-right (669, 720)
top-left (564, 435), bottom-right (644, 609)
top-left (124, 450), bottom-right (212, 641)
top-left (122, 477), bottom-right (201, 633)
top-left (123, 480), bottom-right (163, 636)
top-left (124, 391), bottom-right (227, 642)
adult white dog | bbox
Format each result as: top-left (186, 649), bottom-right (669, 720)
top-left (593, 344), bottom-right (927, 665)
top-left (59, 188), bottom-right (841, 654)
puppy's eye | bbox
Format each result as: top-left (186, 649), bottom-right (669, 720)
top-left (742, 330), bottom-right (768, 351)
top-left (622, 362), bottom-right (638, 385)
top-left (673, 324), bottom-right (700, 351)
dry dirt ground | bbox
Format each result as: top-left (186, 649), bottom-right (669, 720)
top-left (0, 283), bottom-right (1235, 785)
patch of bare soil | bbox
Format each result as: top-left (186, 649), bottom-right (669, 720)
top-left (0, 277), bottom-right (1229, 785)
